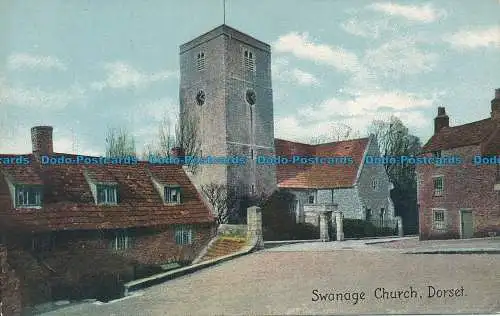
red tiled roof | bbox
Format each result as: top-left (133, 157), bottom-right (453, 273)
top-left (422, 118), bottom-right (499, 153)
top-left (0, 157), bottom-right (214, 232)
top-left (480, 126), bottom-right (500, 156)
top-left (275, 137), bottom-right (370, 189)
top-left (0, 155), bottom-right (42, 185)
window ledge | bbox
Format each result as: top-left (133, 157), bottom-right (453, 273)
top-left (15, 205), bottom-right (42, 209)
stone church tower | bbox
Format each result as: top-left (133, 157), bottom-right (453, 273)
top-left (179, 24), bottom-right (277, 200)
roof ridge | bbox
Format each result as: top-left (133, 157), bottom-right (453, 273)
top-left (444, 117), bottom-right (492, 129)
top-left (313, 137), bottom-right (370, 147)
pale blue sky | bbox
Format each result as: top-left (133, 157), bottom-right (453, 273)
top-left (0, 0), bottom-right (499, 155)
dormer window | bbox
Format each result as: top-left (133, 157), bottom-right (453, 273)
top-left (165, 186), bottom-right (181, 204)
top-left (243, 49), bottom-right (255, 72)
top-left (197, 52), bottom-right (205, 71)
top-left (432, 150), bottom-right (441, 158)
top-left (15, 185), bottom-right (42, 207)
top-left (97, 185), bottom-right (118, 204)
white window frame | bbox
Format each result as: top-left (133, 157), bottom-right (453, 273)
top-left (432, 209), bottom-right (447, 231)
top-left (111, 230), bottom-right (130, 251)
top-left (175, 225), bottom-right (193, 245)
top-left (164, 186), bottom-right (181, 204)
top-left (433, 176), bottom-right (444, 197)
top-left (371, 179), bottom-right (378, 190)
top-left (15, 185), bottom-right (42, 208)
top-left (97, 185), bottom-right (118, 205)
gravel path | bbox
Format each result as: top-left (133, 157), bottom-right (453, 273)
top-left (42, 247), bottom-right (500, 315)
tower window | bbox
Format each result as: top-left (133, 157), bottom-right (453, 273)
top-left (250, 106), bottom-right (253, 129)
top-left (243, 49), bottom-right (255, 72)
top-left (197, 52), bottom-right (205, 71)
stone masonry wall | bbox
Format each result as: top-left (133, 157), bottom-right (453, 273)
top-left (180, 27), bottom-right (277, 203)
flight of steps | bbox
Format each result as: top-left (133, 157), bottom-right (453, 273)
top-left (199, 237), bottom-right (247, 262)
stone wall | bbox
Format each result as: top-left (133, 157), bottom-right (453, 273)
top-left (247, 206), bottom-right (263, 249)
top-left (0, 246), bottom-right (22, 316)
top-left (179, 25), bottom-right (277, 206)
top-left (417, 145), bottom-right (500, 240)
top-left (217, 224), bottom-right (247, 238)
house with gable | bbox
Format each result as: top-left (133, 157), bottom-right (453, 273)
top-left (0, 126), bottom-right (216, 309)
top-left (416, 89), bottom-right (500, 240)
top-left (275, 134), bottom-right (396, 226)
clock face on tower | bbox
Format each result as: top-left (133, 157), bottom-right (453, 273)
top-left (246, 89), bottom-right (256, 105)
top-left (196, 90), bottom-right (205, 106)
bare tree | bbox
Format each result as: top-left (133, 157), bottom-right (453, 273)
top-left (176, 110), bottom-right (201, 174)
top-left (142, 110), bottom-right (201, 173)
top-left (309, 122), bottom-right (361, 144)
top-left (201, 183), bottom-right (267, 225)
top-left (201, 183), bottom-right (239, 225)
top-left (141, 115), bottom-right (176, 159)
top-left (105, 127), bottom-right (137, 157)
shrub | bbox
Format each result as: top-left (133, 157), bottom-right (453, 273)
top-left (261, 190), bottom-right (296, 240)
top-left (290, 223), bottom-right (320, 240)
top-left (343, 219), bottom-right (376, 238)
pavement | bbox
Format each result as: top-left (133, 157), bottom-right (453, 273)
top-left (40, 237), bottom-right (500, 315)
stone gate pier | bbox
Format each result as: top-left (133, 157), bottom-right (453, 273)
top-left (303, 204), bottom-right (343, 242)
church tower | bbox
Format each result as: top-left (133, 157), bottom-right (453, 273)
top-left (179, 25), bottom-right (277, 200)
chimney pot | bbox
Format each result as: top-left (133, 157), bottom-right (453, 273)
top-left (491, 88), bottom-right (500, 121)
top-left (170, 147), bottom-right (185, 158)
top-left (31, 126), bottom-right (54, 156)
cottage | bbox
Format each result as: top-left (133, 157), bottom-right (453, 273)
top-left (275, 134), bottom-right (396, 227)
top-left (0, 126), bottom-right (216, 309)
top-left (416, 89), bottom-right (500, 240)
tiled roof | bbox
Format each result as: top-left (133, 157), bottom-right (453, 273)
top-left (0, 155), bottom-right (42, 185)
top-left (422, 118), bottom-right (499, 153)
top-left (0, 157), bottom-right (214, 232)
top-left (275, 137), bottom-right (370, 189)
top-left (481, 126), bottom-right (500, 156)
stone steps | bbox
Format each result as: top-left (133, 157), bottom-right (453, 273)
top-left (200, 238), bottom-right (247, 262)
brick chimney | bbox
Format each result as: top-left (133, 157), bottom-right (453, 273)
top-left (491, 88), bottom-right (500, 121)
top-left (434, 107), bottom-right (449, 135)
top-left (31, 126), bottom-right (53, 156)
